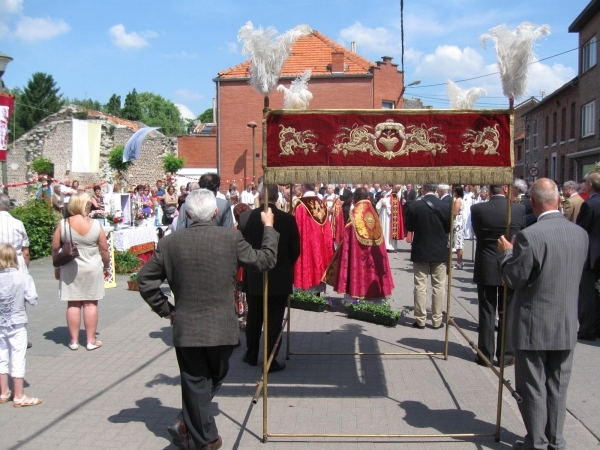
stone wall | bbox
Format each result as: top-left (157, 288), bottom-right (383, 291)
top-left (6, 106), bottom-right (177, 203)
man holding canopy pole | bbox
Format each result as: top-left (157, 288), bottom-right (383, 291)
top-left (499, 178), bottom-right (587, 450)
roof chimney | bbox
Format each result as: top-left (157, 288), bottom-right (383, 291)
top-left (351, 41), bottom-right (356, 53)
top-left (331, 52), bottom-right (345, 73)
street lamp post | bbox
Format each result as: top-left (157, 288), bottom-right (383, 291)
top-left (397, 79), bottom-right (421, 107)
top-left (0, 51), bottom-right (13, 195)
top-left (247, 121), bottom-right (257, 184)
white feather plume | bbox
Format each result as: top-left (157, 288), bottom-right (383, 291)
top-left (480, 22), bottom-right (551, 100)
top-left (447, 80), bottom-right (487, 109)
top-left (238, 22), bottom-right (312, 96)
top-left (277, 69), bottom-right (313, 109)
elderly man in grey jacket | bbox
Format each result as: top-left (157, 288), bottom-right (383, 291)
top-left (139, 189), bottom-right (279, 450)
top-left (499, 178), bottom-right (588, 450)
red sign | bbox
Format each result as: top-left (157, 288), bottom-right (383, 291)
top-left (0, 93), bottom-right (16, 162)
top-left (263, 109), bottom-right (514, 185)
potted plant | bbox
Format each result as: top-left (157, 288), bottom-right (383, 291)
top-left (290, 289), bottom-right (329, 312)
top-left (107, 145), bottom-right (132, 193)
top-left (162, 154), bottom-right (185, 176)
top-left (114, 250), bottom-right (140, 275)
top-left (127, 272), bottom-right (139, 291)
top-left (344, 300), bottom-right (405, 327)
top-left (106, 212), bottom-right (123, 230)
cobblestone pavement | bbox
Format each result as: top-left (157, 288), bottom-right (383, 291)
top-left (1, 240), bottom-right (599, 449)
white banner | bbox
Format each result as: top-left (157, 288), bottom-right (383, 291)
top-left (71, 119), bottom-right (101, 172)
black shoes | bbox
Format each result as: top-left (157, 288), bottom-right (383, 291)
top-left (242, 354), bottom-right (257, 366)
top-left (412, 322), bottom-right (425, 329)
top-left (167, 414), bottom-right (190, 450)
top-left (474, 355), bottom-right (488, 367)
top-left (577, 333), bottom-right (596, 341)
top-left (268, 360), bottom-right (286, 373)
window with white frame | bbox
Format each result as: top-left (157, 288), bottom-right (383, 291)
top-left (381, 101), bottom-right (395, 109)
top-left (582, 101), bottom-right (596, 138)
top-left (583, 36), bottom-right (597, 72)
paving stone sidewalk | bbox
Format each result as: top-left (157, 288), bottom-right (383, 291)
top-left (1, 240), bottom-right (598, 449)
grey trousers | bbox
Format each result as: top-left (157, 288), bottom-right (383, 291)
top-left (515, 349), bottom-right (574, 450)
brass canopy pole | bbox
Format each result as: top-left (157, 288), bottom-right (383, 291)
top-left (252, 310), bottom-right (290, 404)
top-left (262, 97), bottom-right (270, 443)
top-left (286, 294), bottom-right (291, 360)
top-left (444, 185), bottom-right (456, 359)
top-left (266, 432), bottom-right (496, 439)
top-left (495, 189), bottom-right (514, 440)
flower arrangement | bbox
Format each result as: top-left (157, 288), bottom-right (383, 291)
top-left (290, 289), bottom-right (328, 305)
top-left (343, 299), bottom-right (405, 320)
top-left (135, 211), bottom-right (147, 221)
top-left (88, 210), bottom-right (109, 219)
top-left (106, 212), bottom-right (123, 224)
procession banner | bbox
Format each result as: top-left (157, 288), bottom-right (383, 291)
top-left (0, 93), bottom-right (16, 162)
top-left (263, 109), bottom-right (514, 185)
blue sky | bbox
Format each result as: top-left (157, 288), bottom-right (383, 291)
top-left (0, 0), bottom-right (591, 118)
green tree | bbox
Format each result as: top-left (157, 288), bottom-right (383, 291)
top-left (14, 72), bottom-right (63, 139)
top-left (137, 91), bottom-right (185, 136)
top-left (103, 94), bottom-right (122, 117)
top-left (64, 97), bottom-right (102, 111)
top-left (121, 88), bottom-right (142, 121)
top-left (198, 107), bottom-right (213, 123)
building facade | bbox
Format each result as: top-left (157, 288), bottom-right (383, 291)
top-left (178, 30), bottom-right (405, 190)
top-left (520, 0), bottom-right (599, 183)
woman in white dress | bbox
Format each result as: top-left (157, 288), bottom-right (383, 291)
top-left (52, 193), bottom-right (111, 351)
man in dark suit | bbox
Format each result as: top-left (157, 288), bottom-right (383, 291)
top-left (405, 183), bottom-right (450, 329)
top-left (336, 183), bottom-right (352, 224)
top-left (471, 185), bottom-right (525, 366)
top-left (242, 185), bottom-right (300, 372)
top-left (513, 178), bottom-right (536, 227)
top-left (499, 178), bottom-right (588, 450)
top-left (138, 189), bottom-right (279, 450)
top-left (199, 173), bottom-right (234, 228)
top-left (576, 171), bottom-right (600, 341)
top-left (402, 183), bottom-right (417, 234)
top-left (437, 184), bottom-right (452, 207)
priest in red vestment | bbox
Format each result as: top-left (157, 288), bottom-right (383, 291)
top-left (323, 188), bottom-right (394, 299)
top-left (294, 184), bottom-right (334, 291)
top-left (325, 184), bottom-right (345, 248)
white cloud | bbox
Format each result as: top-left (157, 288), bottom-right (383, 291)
top-left (109, 24), bottom-right (156, 50)
top-left (520, 62), bottom-right (576, 99)
top-left (414, 45), bottom-right (485, 79)
top-left (175, 103), bottom-right (195, 121)
top-left (13, 16), bottom-right (69, 42)
top-left (338, 21), bottom-right (398, 55)
top-left (403, 13), bottom-right (448, 39)
top-left (175, 88), bottom-right (204, 101)
top-left (0, 0), bottom-right (22, 16)
top-left (226, 42), bottom-right (238, 53)
top-left (404, 48), bottom-right (423, 65)
top-left (161, 51), bottom-right (198, 59)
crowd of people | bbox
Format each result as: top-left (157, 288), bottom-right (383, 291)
top-left (1, 170), bottom-right (598, 450)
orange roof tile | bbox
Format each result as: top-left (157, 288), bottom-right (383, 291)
top-left (218, 30), bottom-right (375, 79)
top-left (84, 108), bottom-right (143, 131)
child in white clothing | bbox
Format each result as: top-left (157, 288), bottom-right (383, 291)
top-left (0, 244), bottom-right (41, 407)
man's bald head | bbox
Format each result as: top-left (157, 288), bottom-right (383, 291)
top-left (530, 178), bottom-right (560, 216)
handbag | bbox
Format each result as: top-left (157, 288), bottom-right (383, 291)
top-left (52, 218), bottom-right (80, 267)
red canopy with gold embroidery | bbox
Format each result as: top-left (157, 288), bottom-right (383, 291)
top-left (262, 109), bottom-right (514, 185)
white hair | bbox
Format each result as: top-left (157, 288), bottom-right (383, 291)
top-left (513, 178), bottom-right (528, 194)
top-left (185, 189), bottom-right (217, 223)
top-left (437, 184), bottom-right (450, 193)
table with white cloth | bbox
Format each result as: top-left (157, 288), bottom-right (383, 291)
top-left (113, 226), bottom-right (158, 266)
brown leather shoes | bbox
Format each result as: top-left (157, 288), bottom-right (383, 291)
top-left (201, 435), bottom-right (222, 450)
top-left (167, 414), bottom-right (190, 450)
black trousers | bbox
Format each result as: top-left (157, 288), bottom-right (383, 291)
top-left (578, 268), bottom-right (600, 337)
top-left (245, 294), bottom-right (287, 364)
top-left (477, 284), bottom-right (514, 361)
top-left (175, 345), bottom-right (234, 448)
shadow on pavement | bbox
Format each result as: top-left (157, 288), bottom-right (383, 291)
top-left (397, 337), bottom-right (474, 363)
top-left (42, 326), bottom-right (94, 348)
top-left (149, 326), bottom-right (173, 346)
top-left (108, 397), bottom-right (179, 445)
top-left (146, 373), bottom-right (180, 387)
top-left (398, 400), bottom-right (519, 448)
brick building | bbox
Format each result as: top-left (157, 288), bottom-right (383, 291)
top-left (567, 0), bottom-right (600, 177)
top-left (519, 0), bottom-right (600, 183)
top-left (178, 29), bottom-right (404, 190)
top-left (513, 97), bottom-right (539, 179)
top-left (7, 105), bottom-right (176, 202)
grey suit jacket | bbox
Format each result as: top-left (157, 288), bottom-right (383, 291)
top-left (177, 196), bottom-right (234, 230)
top-left (501, 212), bottom-right (588, 351)
top-left (138, 222), bottom-right (279, 347)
